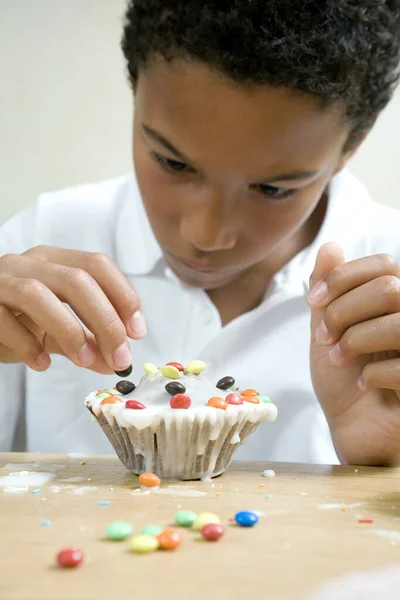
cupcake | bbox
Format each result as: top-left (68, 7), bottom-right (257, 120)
top-left (85, 360), bottom-right (277, 480)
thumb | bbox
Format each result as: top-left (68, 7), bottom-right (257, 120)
top-left (308, 242), bottom-right (345, 341)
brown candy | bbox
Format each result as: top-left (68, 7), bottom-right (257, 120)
top-left (216, 376), bottom-right (235, 390)
top-left (114, 365), bottom-right (133, 378)
top-left (165, 381), bottom-right (187, 396)
top-left (115, 380), bottom-right (136, 395)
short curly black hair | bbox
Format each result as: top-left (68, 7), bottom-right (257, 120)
top-left (121, 0), bottom-right (400, 148)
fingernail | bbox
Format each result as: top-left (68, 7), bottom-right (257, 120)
top-left (113, 343), bottom-right (132, 370)
top-left (78, 343), bottom-right (95, 367)
top-left (357, 375), bottom-right (368, 391)
top-left (315, 320), bottom-right (331, 344)
top-left (128, 311), bottom-right (147, 338)
top-left (36, 352), bottom-right (51, 370)
top-left (308, 281), bottom-right (328, 305)
top-left (329, 343), bottom-right (343, 365)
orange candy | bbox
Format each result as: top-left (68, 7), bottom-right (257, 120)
top-left (100, 396), bottom-right (120, 405)
top-left (241, 389), bottom-right (259, 397)
top-left (241, 395), bottom-right (260, 404)
top-left (138, 472), bottom-right (161, 488)
top-left (207, 397), bottom-right (228, 410)
top-left (157, 528), bottom-right (183, 550)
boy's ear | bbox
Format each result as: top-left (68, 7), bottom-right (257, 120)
top-left (333, 130), bottom-right (370, 176)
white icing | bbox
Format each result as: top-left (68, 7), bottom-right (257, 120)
top-left (0, 472), bottom-right (55, 488)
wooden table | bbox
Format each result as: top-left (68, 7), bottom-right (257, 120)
top-left (1, 454), bottom-right (400, 600)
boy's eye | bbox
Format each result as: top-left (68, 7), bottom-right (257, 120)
top-left (256, 183), bottom-right (297, 200)
top-left (151, 152), bottom-right (193, 173)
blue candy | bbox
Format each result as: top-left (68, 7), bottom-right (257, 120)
top-left (234, 511), bottom-right (259, 527)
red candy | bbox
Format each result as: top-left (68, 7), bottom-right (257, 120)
top-left (56, 548), bottom-right (84, 568)
top-left (170, 394), bottom-right (192, 409)
top-left (166, 362), bottom-right (184, 372)
top-left (226, 393), bottom-right (244, 406)
top-left (200, 523), bottom-right (226, 541)
top-left (125, 400), bottom-right (146, 410)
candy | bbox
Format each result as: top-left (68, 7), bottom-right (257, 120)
top-left (115, 365), bottom-right (133, 378)
top-left (170, 394), bottom-right (192, 409)
top-left (143, 362), bottom-right (159, 375)
top-left (56, 548), bottom-right (84, 568)
top-left (161, 365), bottom-right (181, 379)
top-left (216, 376), bottom-right (235, 390)
top-left (106, 521), bottom-right (133, 541)
top-left (207, 397), bottom-right (228, 410)
top-left (157, 528), bottom-right (183, 550)
top-left (125, 400), bottom-right (146, 410)
top-left (234, 511), bottom-right (259, 527)
top-left (242, 395), bottom-right (260, 404)
top-left (226, 393), bottom-right (244, 406)
top-left (200, 523), bottom-right (226, 541)
top-left (241, 389), bottom-right (259, 397)
top-left (101, 396), bottom-right (121, 405)
top-left (96, 393), bottom-right (112, 400)
top-left (186, 360), bottom-right (206, 375)
top-left (262, 469), bottom-right (276, 478)
top-left (138, 472), bottom-right (161, 488)
top-left (130, 535), bottom-right (159, 554)
top-left (141, 525), bottom-right (163, 536)
top-left (166, 362), bottom-right (184, 372)
top-left (103, 388), bottom-right (117, 394)
top-left (256, 395), bottom-right (272, 403)
top-left (192, 513), bottom-right (221, 531)
top-left (174, 511), bottom-right (197, 527)
top-left (165, 381), bottom-right (186, 396)
top-left (116, 380), bottom-right (136, 395)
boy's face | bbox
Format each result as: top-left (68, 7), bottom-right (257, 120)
top-left (133, 57), bottom-right (353, 290)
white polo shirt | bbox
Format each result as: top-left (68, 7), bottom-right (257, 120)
top-left (1, 169), bottom-right (400, 464)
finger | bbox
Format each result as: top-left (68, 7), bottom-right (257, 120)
top-left (308, 242), bottom-right (345, 342)
top-left (328, 314), bottom-right (400, 366)
top-left (25, 247), bottom-right (146, 339)
top-left (358, 357), bottom-right (400, 392)
top-left (1, 255), bottom-right (132, 371)
top-left (319, 275), bottom-right (400, 345)
top-left (0, 276), bottom-right (95, 368)
top-left (308, 253), bottom-right (399, 309)
top-left (0, 306), bottom-right (51, 371)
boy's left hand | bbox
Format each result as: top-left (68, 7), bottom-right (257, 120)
top-left (308, 242), bottom-right (400, 466)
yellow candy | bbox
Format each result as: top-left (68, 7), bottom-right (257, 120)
top-left (161, 365), bottom-right (181, 379)
top-left (192, 512), bottom-right (220, 531)
top-left (186, 360), bottom-right (206, 375)
top-left (130, 535), bottom-right (160, 554)
top-left (143, 363), bottom-right (159, 375)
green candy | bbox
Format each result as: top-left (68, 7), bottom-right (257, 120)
top-left (256, 395), bottom-right (272, 403)
top-left (96, 392), bottom-right (112, 400)
top-left (174, 510), bottom-right (197, 527)
top-left (106, 521), bottom-right (133, 541)
top-left (140, 524), bottom-right (162, 536)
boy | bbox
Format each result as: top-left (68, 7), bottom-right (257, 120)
top-left (1, 0), bottom-right (400, 466)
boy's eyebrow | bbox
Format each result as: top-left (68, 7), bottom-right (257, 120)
top-left (142, 122), bottom-right (319, 182)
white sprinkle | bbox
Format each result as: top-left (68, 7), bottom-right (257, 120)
top-left (262, 469), bottom-right (276, 478)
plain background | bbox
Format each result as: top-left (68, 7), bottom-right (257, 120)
top-left (1, 0), bottom-right (399, 225)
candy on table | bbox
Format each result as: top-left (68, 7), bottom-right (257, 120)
top-left (157, 528), bottom-right (183, 550)
top-left (234, 511), bottom-right (259, 527)
top-left (130, 535), bottom-right (159, 554)
top-left (225, 393), bottom-right (243, 406)
top-left (165, 381), bottom-right (186, 396)
top-left (106, 521), bottom-right (133, 541)
top-left (138, 472), bottom-right (161, 488)
top-left (262, 469), bottom-right (276, 478)
top-left (192, 512), bottom-right (221, 531)
top-left (241, 389), bottom-right (259, 397)
top-left (116, 380), bottom-right (136, 395)
top-left (56, 548), bottom-right (84, 568)
top-left (207, 397), bottom-right (228, 410)
top-left (166, 362), bottom-right (184, 371)
top-left (200, 523), bottom-right (226, 542)
top-left (256, 395), bottom-right (272, 403)
top-left (141, 525), bottom-right (163, 536)
top-left (170, 393), bottom-right (192, 409)
top-left (101, 396), bottom-right (121, 405)
top-left (125, 400), bottom-right (146, 410)
top-left (185, 360), bottom-right (206, 375)
top-left (174, 511), bottom-right (197, 527)
top-left (216, 376), bottom-right (235, 390)
top-left (114, 365), bottom-right (133, 378)
top-left (143, 362), bottom-right (159, 375)
top-left (161, 364), bottom-right (181, 379)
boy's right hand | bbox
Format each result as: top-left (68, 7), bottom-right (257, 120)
top-left (0, 246), bottom-right (146, 373)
